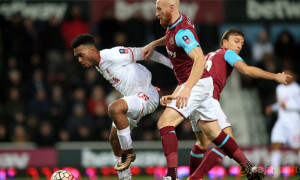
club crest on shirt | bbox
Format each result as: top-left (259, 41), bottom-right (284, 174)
top-left (169, 36), bottom-right (174, 45)
top-left (119, 49), bottom-right (129, 54)
top-left (182, 35), bottom-right (191, 44)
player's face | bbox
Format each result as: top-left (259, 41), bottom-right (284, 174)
top-left (223, 34), bottom-right (244, 54)
top-left (156, 0), bottom-right (172, 28)
top-left (73, 45), bottom-right (98, 68)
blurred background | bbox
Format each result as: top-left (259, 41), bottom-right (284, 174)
top-left (0, 0), bottom-right (299, 179)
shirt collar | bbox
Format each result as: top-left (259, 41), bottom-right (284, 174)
top-left (169, 14), bottom-right (182, 30)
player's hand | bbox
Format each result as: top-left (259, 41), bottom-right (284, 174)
top-left (265, 105), bottom-right (272, 115)
top-left (160, 95), bottom-right (174, 106)
top-left (175, 87), bottom-right (191, 109)
top-left (275, 72), bottom-right (292, 85)
top-left (142, 43), bottom-right (155, 60)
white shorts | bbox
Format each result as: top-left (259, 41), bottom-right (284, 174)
top-left (190, 99), bottom-right (231, 132)
top-left (271, 120), bottom-right (300, 148)
top-left (112, 85), bottom-right (159, 130)
top-left (166, 77), bottom-right (217, 121)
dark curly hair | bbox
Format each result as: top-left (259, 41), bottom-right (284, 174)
top-left (71, 34), bottom-right (95, 49)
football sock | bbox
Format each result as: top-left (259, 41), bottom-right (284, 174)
top-left (117, 126), bottom-right (132, 150)
top-left (212, 131), bottom-right (252, 175)
top-left (160, 126), bottom-right (178, 180)
top-left (189, 144), bottom-right (206, 175)
top-left (271, 150), bottom-right (281, 178)
top-left (114, 156), bottom-right (131, 179)
top-left (190, 147), bottom-right (225, 178)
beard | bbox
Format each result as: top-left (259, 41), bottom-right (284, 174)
top-left (160, 11), bottom-right (172, 28)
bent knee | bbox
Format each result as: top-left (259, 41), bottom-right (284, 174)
top-left (108, 102), bottom-right (126, 117)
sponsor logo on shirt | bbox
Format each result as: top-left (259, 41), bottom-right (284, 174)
top-left (166, 47), bottom-right (176, 58)
top-left (119, 49), bottom-right (129, 54)
top-left (169, 36), bottom-right (175, 45)
top-left (182, 35), bottom-right (191, 44)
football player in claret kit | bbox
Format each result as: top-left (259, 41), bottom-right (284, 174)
top-left (142, 0), bottom-right (275, 179)
top-left (187, 28), bottom-right (291, 180)
top-left (71, 34), bottom-right (172, 180)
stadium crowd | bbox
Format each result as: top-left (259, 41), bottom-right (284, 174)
top-left (0, 6), bottom-right (299, 146)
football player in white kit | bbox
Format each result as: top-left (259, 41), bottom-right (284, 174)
top-left (71, 34), bottom-right (172, 180)
top-left (265, 69), bottom-right (300, 178)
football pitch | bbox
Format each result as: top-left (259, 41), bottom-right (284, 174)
top-left (9, 176), bottom-right (300, 180)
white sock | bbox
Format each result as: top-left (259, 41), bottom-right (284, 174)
top-left (114, 156), bottom-right (131, 179)
top-left (271, 150), bottom-right (281, 178)
top-left (117, 126), bottom-right (132, 150)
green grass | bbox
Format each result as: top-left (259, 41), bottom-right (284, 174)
top-left (8, 176), bottom-right (300, 180)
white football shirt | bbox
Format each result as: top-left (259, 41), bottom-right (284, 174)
top-left (95, 46), bottom-right (152, 96)
top-left (275, 82), bottom-right (300, 123)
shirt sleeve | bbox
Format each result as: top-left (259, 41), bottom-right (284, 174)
top-left (175, 29), bottom-right (200, 54)
top-left (102, 46), bottom-right (135, 65)
top-left (224, 50), bottom-right (245, 67)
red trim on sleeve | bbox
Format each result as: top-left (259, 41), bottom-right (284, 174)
top-left (127, 48), bottom-right (134, 62)
top-left (98, 51), bottom-right (101, 65)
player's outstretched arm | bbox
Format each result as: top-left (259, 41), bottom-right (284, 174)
top-left (142, 36), bottom-right (166, 60)
top-left (149, 51), bottom-right (173, 69)
top-left (233, 61), bottom-right (292, 85)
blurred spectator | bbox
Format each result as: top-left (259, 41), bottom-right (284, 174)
top-left (125, 10), bottom-right (146, 47)
top-left (61, 6), bottom-right (90, 49)
top-left (274, 30), bottom-right (296, 68)
top-left (96, 7), bottom-right (121, 48)
top-left (5, 69), bottom-right (26, 99)
top-left (27, 88), bottom-right (51, 120)
top-left (252, 30), bottom-right (274, 66)
top-left (34, 121), bottom-right (56, 146)
top-left (26, 114), bottom-right (39, 141)
top-left (84, 68), bottom-right (102, 95)
top-left (0, 124), bottom-right (9, 142)
top-left (4, 88), bottom-right (25, 120)
top-left (66, 103), bottom-right (94, 140)
top-left (27, 68), bottom-right (50, 100)
top-left (87, 85), bottom-right (107, 116)
top-left (48, 85), bottom-right (68, 130)
top-left (59, 129), bottom-right (71, 142)
top-left (63, 50), bottom-right (85, 86)
top-left (11, 125), bottom-right (28, 144)
top-left (71, 87), bottom-right (87, 105)
top-left (198, 12), bottom-right (219, 54)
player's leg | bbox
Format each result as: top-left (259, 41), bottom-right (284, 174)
top-left (197, 120), bottom-right (263, 179)
top-left (113, 87), bottom-right (159, 172)
top-left (158, 107), bottom-right (185, 180)
top-left (189, 100), bottom-right (232, 176)
top-left (189, 127), bottom-right (233, 179)
top-left (109, 126), bottom-right (132, 180)
top-left (188, 117), bottom-right (211, 175)
top-left (108, 99), bottom-right (136, 171)
top-left (270, 121), bottom-right (286, 178)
